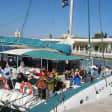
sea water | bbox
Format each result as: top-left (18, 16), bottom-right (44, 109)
top-left (93, 58), bottom-right (112, 68)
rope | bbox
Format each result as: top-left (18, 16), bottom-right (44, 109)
top-left (19, 0), bottom-right (32, 42)
top-left (51, 0), bottom-right (61, 38)
top-left (98, 0), bottom-right (105, 67)
top-left (97, 0), bottom-right (108, 87)
top-left (73, 0), bottom-right (79, 36)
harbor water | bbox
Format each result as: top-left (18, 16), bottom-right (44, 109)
top-left (93, 58), bottom-right (112, 68)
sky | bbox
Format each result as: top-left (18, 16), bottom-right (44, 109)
top-left (0, 0), bottom-right (112, 38)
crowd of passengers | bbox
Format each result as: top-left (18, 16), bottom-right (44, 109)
top-left (0, 57), bottom-right (111, 99)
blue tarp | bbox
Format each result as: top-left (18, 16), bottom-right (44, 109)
top-left (24, 50), bottom-right (83, 60)
top-left (0, 37), bottom-right (71, 54)
top-left (0, 46), bottom-right (15, 51)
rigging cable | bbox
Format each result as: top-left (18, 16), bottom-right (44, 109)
top-left (98, 0), bottom-right (105, 67)
top-left (73, 0), bottom-right (78, 36)
top-left (51, 0), bottom-right (61, 38)
top-left (19, 0), bottom-right (32, 42)
top-left (98, 0), bottom-right (107, 87)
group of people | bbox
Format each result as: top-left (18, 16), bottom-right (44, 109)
top-left (0, 58), bottom-right (60, 99)
top-left (0, 56), bottom-right (111, 100)
top-left (61, 65), bottom-right (108, 88)
top-left (35, 68), bottom-right (59, 99)
top-left (62, 68), bottom-right (84, 87)
top-left (0, 58), bottom-right (27, 89)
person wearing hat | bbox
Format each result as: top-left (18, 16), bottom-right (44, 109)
top-left (91, 66), bottom-right (99, 79)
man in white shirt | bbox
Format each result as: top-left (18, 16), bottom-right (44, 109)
top-left (1, 63), bottom-right (12, 80)
top-left (0, 63), bottom-right (13, 89)
top-left (17, 61), bottom-right (26, 74)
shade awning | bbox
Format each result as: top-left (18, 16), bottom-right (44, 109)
top-left (0, 49), bottom-right (84, 61)
top-left (24, 50), bottom-right (83, 61)
top-left (0, 49), bottom-right (35, 56)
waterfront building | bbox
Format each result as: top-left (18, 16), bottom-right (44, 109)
top-left (41, 34), bottom-right (112, 59)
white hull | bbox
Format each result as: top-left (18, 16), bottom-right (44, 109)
top-left (51, 75), bottom-right (112, 112)
top-left (0, 75), bottom-right (112, 112)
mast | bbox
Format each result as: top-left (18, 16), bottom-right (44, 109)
top-left (68, 0), bottom-right (74, 39)
top-left (88, 0), bottom-right (91, 58)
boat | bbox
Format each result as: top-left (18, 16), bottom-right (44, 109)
top-left (0, 0), bottom-right (112, 112)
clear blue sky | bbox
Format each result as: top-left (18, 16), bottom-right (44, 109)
top-left (0, 0), bottom-right (111, 38)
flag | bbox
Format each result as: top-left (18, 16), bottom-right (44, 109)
top-left (62, 0), bottom-right (69, 8)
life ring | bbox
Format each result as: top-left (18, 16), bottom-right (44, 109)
top-left (20, 82), bottom-right (33, 95)
top-left (0, 77), bottom-right (6, 89)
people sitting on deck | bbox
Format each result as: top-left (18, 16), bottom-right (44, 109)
top-left (69, 68), bottom-right (74, 87)
top-left (62, 68), bottom-right (81, 87)
top-left (16, 73), bottom-right (28, 83)
top-left (0, 57), bottom-right (7, 69)
top-left (80, 69), bottom-right (86, 81)
top-left (64, 69), bottom-right (75, 81)
top-left (91, 66), bottom-right (99, 79)
top-left (74, 68), bottom-right (81, 85)
top-left (8, 57), bottom-right (16, 67)
top-left (84, 71), bottom-right (92, 83)
top-left (74, 68), bottom-right (80, 77)
top-left (12, 72), bottom-right (28, 89)
top-left (61, 70), bottom-right (66, 83)
top-left (105, 66), bottom-right (112, 75)
top-left (35, 70), bottom-right (48, 99)
top-left (1, 63), bottom-right (12, 80)
top-left (46, 73), bottom-right (55, 98)
top-left (31, 64), bottom-right (41, 76)
top-left (64, 70), bottom-right (69, 80)
top-left (80, 68), bottom-right (84, 77)
top-left (51, 68), bottom-right (59, 89)
top-left (17, 61), bottom-right (26, 74)
top-left (0, 63), bottom-right (13, 89)
top-left (51, 68), bottom-right (58, 80)
top-left (33, 67), bottom-right (49, 77)
top-left (98, 66), bottom-right (102, 74)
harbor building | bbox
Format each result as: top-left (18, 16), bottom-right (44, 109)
top-left (41, 33), bottom-right (112, 59)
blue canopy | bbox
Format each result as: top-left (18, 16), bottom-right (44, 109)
top-left (0, 37), bottom-right (71, 54)
top-left (24, 50), bottom-right (83, 61)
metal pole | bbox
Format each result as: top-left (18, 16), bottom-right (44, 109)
top-left (68, 0), bottom-right (74, 38)
top-left (47, 60), bottom-right (48, 71)
top-left (41, 58), bottom-right (42, 69)
top-left (17, 56), bottom-right (19, 68)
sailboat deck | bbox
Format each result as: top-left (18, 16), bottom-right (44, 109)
top-left (29, 75), bottom-right (111, 112)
